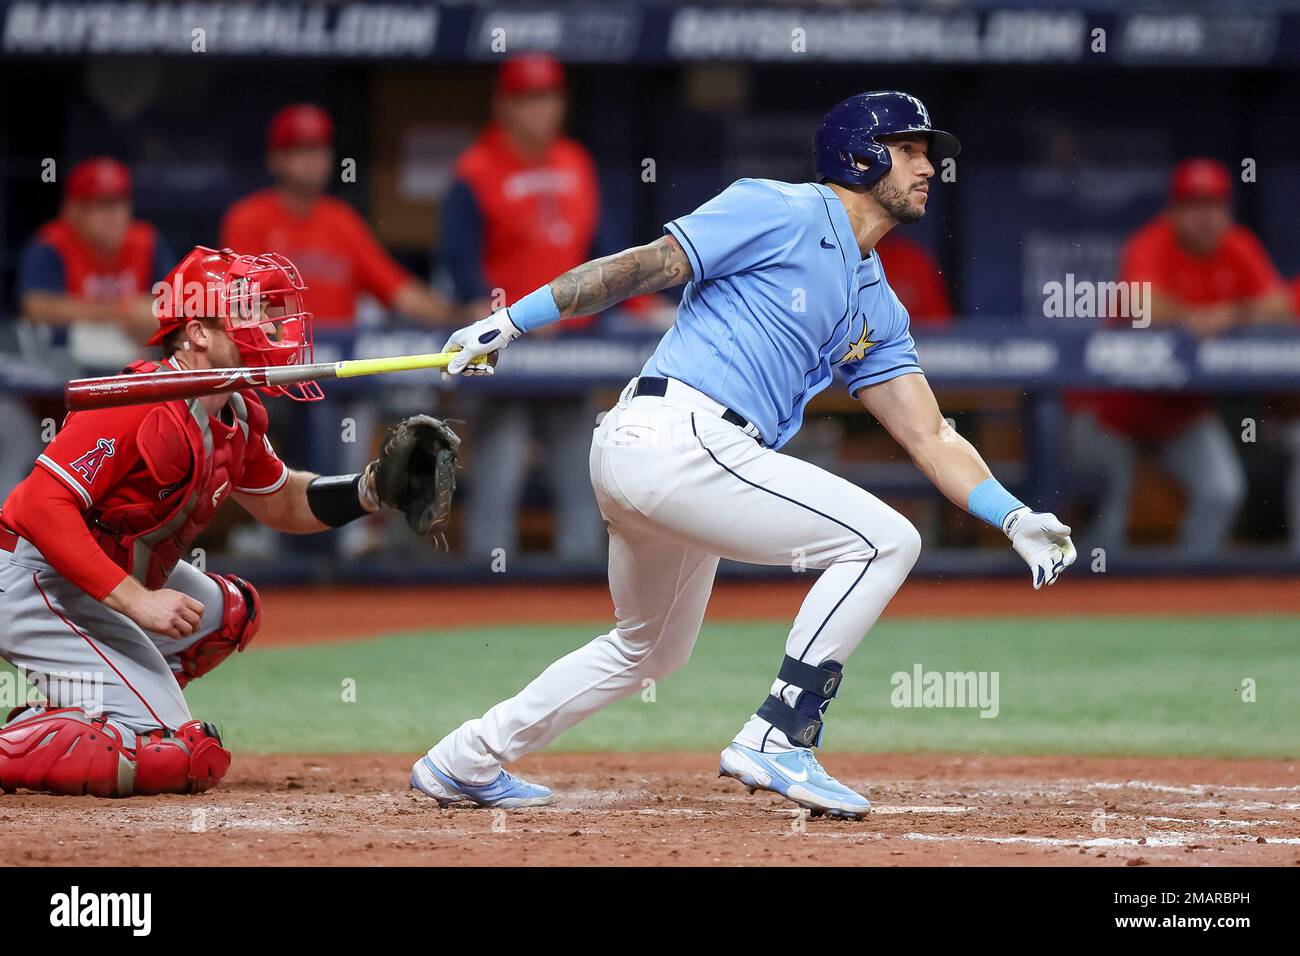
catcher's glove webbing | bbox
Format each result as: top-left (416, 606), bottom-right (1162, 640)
top-left (369, 415), bottom-right (461, 535)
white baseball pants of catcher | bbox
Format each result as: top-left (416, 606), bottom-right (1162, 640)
top-left (428, 377), bottom-right (921, 784)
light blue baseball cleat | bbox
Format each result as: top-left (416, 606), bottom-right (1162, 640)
top-left (719, 743), bottom-right (871, 819)
top-left (410, 756), bottom-right (553, 808)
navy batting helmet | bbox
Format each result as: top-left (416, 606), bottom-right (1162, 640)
top-left (814, 91), bottom-right (960, 188)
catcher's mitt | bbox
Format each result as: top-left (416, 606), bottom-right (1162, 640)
top-left (369, 415), bottom-right (461, 535)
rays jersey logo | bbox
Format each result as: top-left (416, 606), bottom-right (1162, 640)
top-left (836, 317), bottom-right (876, 366)
top-left (69, 438), bottom-right (116, 484)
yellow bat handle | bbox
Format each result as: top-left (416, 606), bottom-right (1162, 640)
top-left (333, 351), bottom-right (487, 379)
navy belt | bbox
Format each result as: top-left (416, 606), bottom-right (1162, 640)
top-left (633, 377), bottom-right (753, 431)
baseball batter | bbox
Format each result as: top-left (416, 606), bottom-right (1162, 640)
top-left (0, 246), bottom-right (460, 797)
top-left (414, 91), bottom-right (1076, 817)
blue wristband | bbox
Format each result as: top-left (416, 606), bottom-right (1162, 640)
top-left (967, 478), bottom-right (1025, 530)
top-left (508, 286), bottom-right (561, 333)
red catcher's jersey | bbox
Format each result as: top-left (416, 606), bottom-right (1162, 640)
top-left (37, 218), bottom-right (159, 300)
top-left (456, 124), bottom-right (600, 328)
top-left (31, 359), bottom-right (287, 590)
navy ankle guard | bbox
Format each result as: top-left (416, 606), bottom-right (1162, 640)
top-left (756, 657), bottom-right (844, 748)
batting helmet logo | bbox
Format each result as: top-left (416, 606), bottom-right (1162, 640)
top-left (814, 90), bottom-right (960, 188)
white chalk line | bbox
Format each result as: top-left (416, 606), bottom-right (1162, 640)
top-left (899, 831), bottom-right (1300, 848)
top-left (1167, 801), bottom-right (1300, 812)
top-left (203, 817), bottom-right (304, 832)
top-left (1089, 781), bottom-right (1300, 796)
top-left (632, 804), bottom-right (975, 817)
top-left (890, 780), bottom-right (1300, 816)
top-left (1143, 815), bottom-right (1287, 828)
top-left (869, 805), bottom-right (975, 814)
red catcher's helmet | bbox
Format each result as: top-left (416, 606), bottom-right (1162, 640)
top-left (150, 246), bottom-right (321, 402)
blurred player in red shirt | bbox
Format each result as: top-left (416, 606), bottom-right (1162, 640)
top-left (18, 157), bottom-right (174, 368)
top-left (1070, 158), bottom-right (1291, 554)
top-left (223, 105), bottom-right (460, 556)
top-left (874, 234), bottom-right (953, 326)
top-left (440, 54), bottom-right (620, 562)
top-left (221, 104), bottom-right (453, 326)
top-left (4, 157), bottom-right (175, 502)
top-left (0, 247), bottom-right (415, 797)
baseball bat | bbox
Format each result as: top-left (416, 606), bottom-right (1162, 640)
top-left (64, 350), bottom-right (490, 411)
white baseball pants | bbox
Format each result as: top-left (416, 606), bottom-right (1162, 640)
top-left (430, 378), bottom-right (921, 783)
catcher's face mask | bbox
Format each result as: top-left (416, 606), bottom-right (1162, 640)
top-left (151, 246), bottom-right (322, 402)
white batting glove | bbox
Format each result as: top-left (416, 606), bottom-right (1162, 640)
top-left (441, 309), bottom-right (523, 378)
top-left (1004, 507), bottom-right (1076, 590)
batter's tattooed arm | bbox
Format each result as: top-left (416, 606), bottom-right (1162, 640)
top-left (548, 235), bottom-right (693, 319)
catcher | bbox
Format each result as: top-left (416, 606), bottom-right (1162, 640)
top-left (0, 246), bottom-right (459, 797)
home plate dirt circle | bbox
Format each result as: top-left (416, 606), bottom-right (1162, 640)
top-left (1, 753), bottom-right (1296, 866)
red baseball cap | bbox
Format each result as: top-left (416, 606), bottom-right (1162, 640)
top-left (1170, 158), bottom-right (1231, 203)
top-left (268, 104), bottom-right (334, 151)
top-left (496, 53), bottom-right (565, 96)
top-left (66, 157), bottom-right (131, 202)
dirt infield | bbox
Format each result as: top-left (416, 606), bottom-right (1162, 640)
top-left (3, 752), bottom-right (1296, 866)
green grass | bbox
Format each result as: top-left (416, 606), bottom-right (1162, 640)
top-left (6, 616), bottom-right (1296, 758)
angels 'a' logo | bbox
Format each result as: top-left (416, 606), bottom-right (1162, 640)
top-left (70, 438), bottom-right (116, 483)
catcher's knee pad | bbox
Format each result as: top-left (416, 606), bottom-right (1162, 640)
top-left (175, 573), bottom-right (262, 688)
top-left (134, 721), bottom-right (231, 795)
top-left (0, 708), bottom-right (134, 797)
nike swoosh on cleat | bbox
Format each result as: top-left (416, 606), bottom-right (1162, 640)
top-left (781, 766), bottom-right (809, 782)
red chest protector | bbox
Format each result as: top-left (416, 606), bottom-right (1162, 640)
top-left (90, 360), bottom-right (269, 589)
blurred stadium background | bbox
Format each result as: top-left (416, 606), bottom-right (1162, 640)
top-left (4, 0), bottom-right (1299, 587)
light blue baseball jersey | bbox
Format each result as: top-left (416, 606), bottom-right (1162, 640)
top-left (644, 178), bottom-right (923, 450)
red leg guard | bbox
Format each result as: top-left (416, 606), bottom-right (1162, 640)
top-left (134, 720), bottom-right (231, 795)
top-left (0, 708), bottom-right (134, 797)
top-left (175, 573), bottom-right (262, 688)
top-left (0, 710), bottom-right (230, 797)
